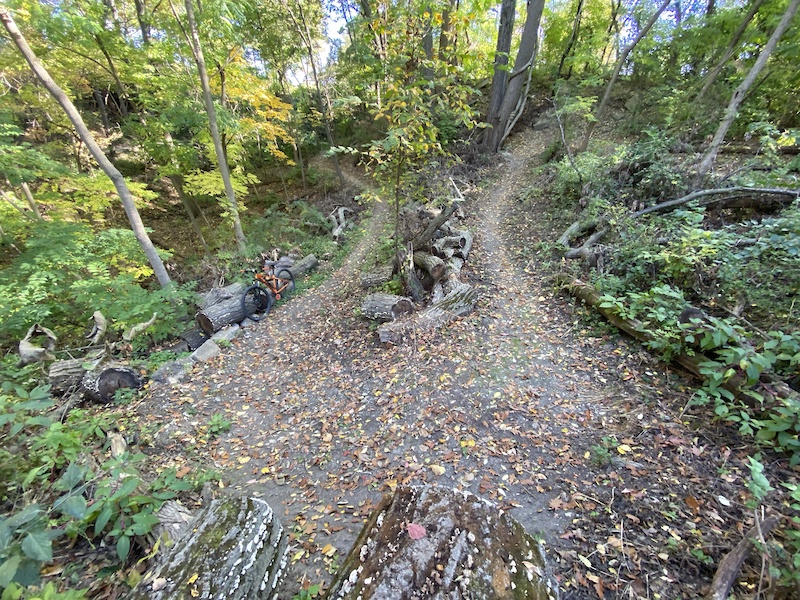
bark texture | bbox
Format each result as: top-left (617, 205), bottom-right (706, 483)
top-left (196, 295), bottom-right (248, 336)
top-left (361, 293), bottom-right (414, 322)
top-left (327, 486), bottom-right (560, 600)
top-left (126, 496), bottom-right (287, 600)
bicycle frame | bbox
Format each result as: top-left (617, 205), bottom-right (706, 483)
top-left (254, 268), bottom-right (292, 300)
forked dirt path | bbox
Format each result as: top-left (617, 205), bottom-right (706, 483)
top-left (142, 129), bottom-right (754, 599)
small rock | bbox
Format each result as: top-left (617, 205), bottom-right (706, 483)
top-left (191, 340), bottom-right (221, 363)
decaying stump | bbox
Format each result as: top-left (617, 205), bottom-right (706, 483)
top-left (127, 496), bottom-right (287, 600)
top-left (327, 486), bottom-right (559, 600)
top-left (378, 283), bottom-right (478, 344)
top-left (361, 293), bottom-right (414, 322)
top-left (82, 365), bottom-right (141, 403)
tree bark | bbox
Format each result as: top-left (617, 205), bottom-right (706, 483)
top-left (361, 293), bottom-right (414, 322)
top-left (484, 0), bottom-right (546, 152)
top-left (484, 0), bottom-right (516, 146)
top-left (578, 0), bottom-right (672, 153)
top-left (196, 295), bottom-right (248, 336)
top-left (126, 496), bottom-right (287, 600)
top-left (360, 266), bottom-right (394, 289)
top-left (413, 251), bottom-right (446, 281)
top-left (182, 0), bottom-right (247, 253)
top-left (286, 253), bottom-right (319, 279)
top-left (326, 486), bottom-right (560, 600)
top-left (0, 8), bottom-right (172, 287)
top-left (632, 187), bottom-right (799, 217)
top-left (378, 282), bottom-right (477, 344)
top-left (695, 0), bottom-right (800, 182)
top-left (48, 359), bottom-right (87, 397)
top-left (557, 0), bottom-right (585, 80)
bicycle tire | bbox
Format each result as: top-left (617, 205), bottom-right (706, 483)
top-left (241, 285), bottom-right (273, 321)
top-left (274, 269), bottom-right (295, 301)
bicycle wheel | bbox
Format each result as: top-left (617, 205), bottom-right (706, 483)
top-left (241, 285), bottom-right (273, 321)
top-left (274, 269), bottom-right (295, 301)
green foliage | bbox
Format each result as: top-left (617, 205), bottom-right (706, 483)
top-left (207, 413), bottom-right (232, 437)
top-left (0, 221), bottom-right (193, 349)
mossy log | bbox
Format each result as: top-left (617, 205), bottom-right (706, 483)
top-left (378, 283), bottom-right (477, 344)
top-left (360, 266), bottom-right (394, 289)
top-left (361, 293), bottom-right (414, 322)
top-left (326, 486), bottom-right (559, 600)
top-left (126, 496), bottom-right (287, 600)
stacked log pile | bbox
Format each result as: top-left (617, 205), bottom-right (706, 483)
top-left (362, 180), bottom-right (478, 344)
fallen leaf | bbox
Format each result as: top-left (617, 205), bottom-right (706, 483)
top-left (617, 444), bottom-right (632, 454)
top-left (430, 464), bottom-right (445, 476)
top-left (407, 523), bottom-right (426, 539)
top-left (186, 573), bottom-right (199, 585)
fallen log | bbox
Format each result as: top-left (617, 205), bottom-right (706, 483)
top-left (557, 220), bottom-right (597, 248)
top-left (411, 197), bottom-right (464, 249)
top-left (48, 359), bottom-right (86, 396)
top-left (361, 293), bottom-right (414, 322)
top-left (126, 496), bottom-right (288, 600)
top-left (633, 186), bottom-right (799, 218)
top-left (402, 266), bottom-right (426, 303)
top-left (557, 275), bottom-right (798, 406)
top-left (326, 486), bottom-right (559, 600)
top-left (413, 251), bottom-right (446, 281)
top-left (82, 365), bottom-right (142, 404)
top-left (196, 295), bottom-right (247, 336)
top-left (199, 282), bottom-right (246, 311)
top-left (706, 515), bottom-right (780, 600)
top-left (378, 283), bottom-right (478, 345)
top-left (286, 253), bottom-right (318, 279)
top-left (360, 266), bottom-right (394, 289)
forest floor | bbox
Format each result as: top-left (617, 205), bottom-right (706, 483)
top-left (138, 127), bottom-right (787, 599)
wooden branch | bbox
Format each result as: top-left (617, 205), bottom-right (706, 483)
top-left (564, 227), bottom-right (608, 260)
top-left (86, 311), bottom-right (108, 345)
top-left (413, 251), bottom-right (446, 281)
top-left (557, 220), bottom-right (596, 247)
top-left (123, 312), bottom-right (158, 342)
top-left (633, 187), bottom-right (798, 218)
top-left (706, 515), bottom-right (780, 600)
top-left (411, 197), bottom-right (463, 249)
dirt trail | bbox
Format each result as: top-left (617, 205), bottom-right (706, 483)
top-left (142, 129), bottom-right (744, 599)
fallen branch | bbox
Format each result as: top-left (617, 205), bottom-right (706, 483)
top-left (123, 312), bottom-right (158, 342)
top-left (86, 311), bottom-right (108, 345)
top-left (633, 187), bottom-right (798, 218)
top-left (706, 514), bottom-right (780, 600)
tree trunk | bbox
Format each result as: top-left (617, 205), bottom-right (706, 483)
top-left (82, 365), bottom-right (142, 403)
top-left (183, 0), bottom-right (247, 253)
top-left (378, 282), bottom-right (477, 344)
top-left (484, 0), bottom-right (516, 147)
top-left (48, 359), bottom-right (87, 397)
top-left (360, 266), bottom-right (394, 289)
top-left (0, 8), bottom-right (172, 287)
top-left (361, 293), bottom-right (414, 322)
top-left (167, 173), bottom-right (211, 257)
top-left (696, 0), bottom-right (764, 102)
top-left (483, 0), bottom-right (546, 152)
top-left (126, 496), bottom-right (287, 600)
top-left (557, 0), bottom-right (585, 80)
top-left (578, 0), bottom-right (671, 152)
top-left (326, 486), bottom-right (560, 600)
top-left (695, 0), bottom-right (800, 182)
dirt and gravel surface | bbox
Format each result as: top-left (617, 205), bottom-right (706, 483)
top-left (139, 128), bottom-right (791, 599)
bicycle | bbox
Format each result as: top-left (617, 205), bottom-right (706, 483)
top-left (241, 261), bottom-right (296, 321)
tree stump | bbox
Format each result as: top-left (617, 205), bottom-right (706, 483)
top-left (327, 486), bottom-right (559, 600)
top-left (361, 293), bottom-right (415, 322)
top-left (82, 366), bottom-right (142, 403)
top-left (126, 496), bottom-right (288, 600)
top-left (378, 283), bottom-right (478, 344)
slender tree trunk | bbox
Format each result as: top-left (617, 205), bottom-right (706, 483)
top-left (484, 0), bottom-right (546, 153)
top-left (93, 89), bottom-right (111, 133)
top-left (599, 0), bottom-right (622, 66)
top-left (696, 0), bottom-right (800, 181)
top-left (579, 0), bottom-right (671, 152)
top-left (0, 190), bottom-right (35, 220)
top-left (182, 0), bottom-right (247, 253)
top-left (134, 0), bottom-right (151, 44)
top-left (20, 183), bottom-right (42, 220)
top-left (0, 8), bottom-right (172, 287)
top-left (557, 0), bottom-right (585, 80)
top-left (438, 1), bottom-right (453, 61)
top-left (93, 35), bottom-right (129, 118)
top-left (483, 0), bottom-right (516, 151)
top-left (0, 220), bottom-right (21, 253)
top-left (696, 0), bottom-right (764, 101)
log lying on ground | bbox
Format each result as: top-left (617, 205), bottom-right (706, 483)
top-left (434, 230), bottom-right (474, 260)
top-left (127, 496), bottom-right (287, 600)
top-left (286, 253), bottom-right (318, 279)
top-left (411, 197), bottom-right (464, 249)
top-left (378, 282), bottom-right (478, 345)
top-left (413, 251), bottom-right (446, 281)
top-left (49, 359), bottom-right (86, 396)
top-left (82, 365), bottom-right (142, 404)
top-left (360, 266), bottom-right (394, 289)
top-left (361, 293), bottom-right (414, 322)
top-left (706, 515), bottom-right (780, 600)
top-left (326, 486), bottom-right (559, 600)
top-left (557, 275), bottom-right (798, 405)
top-left (196, 295), bottom-right (247, 336)
top-left (633, 186), bottom-right (799, 218)
top-left (199, 282), bottom-right (246, 311)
